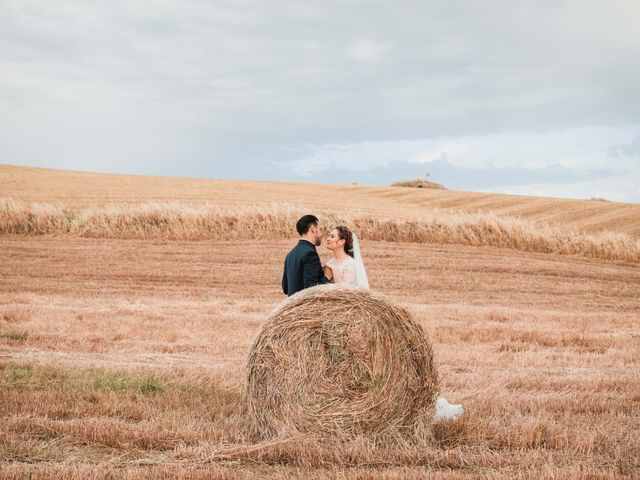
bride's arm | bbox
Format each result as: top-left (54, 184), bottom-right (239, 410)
top-left (332, 265), bottom-right (343, 283)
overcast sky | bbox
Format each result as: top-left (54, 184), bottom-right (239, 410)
top-left (1, 0), bottom-right (639, 202)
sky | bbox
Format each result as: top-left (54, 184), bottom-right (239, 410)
top-left (1, 0), bottom-right (639, 203)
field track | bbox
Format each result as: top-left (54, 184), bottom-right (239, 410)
top-left (1, 236), bottom-right (639, 478)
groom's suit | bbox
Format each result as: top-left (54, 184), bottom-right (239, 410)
top-left (282, 239), bottom-right (330, 296)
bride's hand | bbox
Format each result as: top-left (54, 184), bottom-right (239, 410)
top-left (323, 265), bottom-right (333, 280)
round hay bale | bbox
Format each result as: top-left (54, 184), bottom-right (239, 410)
top-left (245, 284), bottom-right (438, 441)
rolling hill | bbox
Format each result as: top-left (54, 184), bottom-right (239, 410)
top-left (2, 163), bottom-right (639, 238)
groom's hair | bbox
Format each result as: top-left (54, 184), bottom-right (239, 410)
top-left (296, 215), bottom-right (319, 236)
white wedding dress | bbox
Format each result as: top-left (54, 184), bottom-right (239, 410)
top-left (434, 396), bottom-right (464, 422)
top-left (331, 233), bottom-right (463, 422)
top-left (326, 256), bottom-right (358, 285)
top-left (326, 234), bottom-right (369, 288)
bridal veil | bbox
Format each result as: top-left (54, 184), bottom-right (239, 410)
top-left (352, 233), bottom-right (369, 289)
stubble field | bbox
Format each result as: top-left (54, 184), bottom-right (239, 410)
top-left (1, 165), bottom-right (639, 479)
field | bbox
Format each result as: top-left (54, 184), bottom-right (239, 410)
top-left (3, 164), bottom-right (640, 237)
top-left (1, 165), bottom-right (639, 479)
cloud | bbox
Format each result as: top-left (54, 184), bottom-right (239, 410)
top-left (275, 125), bottom-right (640, 202)
top-left (347, 41), bottom-right (390, 61)
top-left (289, 156), bottom-right (618, 188)
top-left (272, 157), bottom-right (639, 203)
top-left (612, 134), bottom-right (640, 156)
top-left (0, 0), bottom-right (639, 203)
top-left (499, 175), bottom-right (640, 204)
top-left (284, 126), bottom-right (640, 173)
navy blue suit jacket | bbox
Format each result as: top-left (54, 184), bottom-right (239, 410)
top-left (282, 239), bottom-right (330, 296)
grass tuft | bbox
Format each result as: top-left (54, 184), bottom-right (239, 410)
top-left (391, 178), bottom-right (446, 189)
top-left (0, 363), bottom-right (166, 394)
top-left (0, 331), bottom-right (29, 342)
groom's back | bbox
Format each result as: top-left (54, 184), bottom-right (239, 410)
top-left (282, 240), bottom-right (322, 296)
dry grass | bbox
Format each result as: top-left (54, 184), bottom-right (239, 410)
top-left (391, 178), bottom-right (446, 189)
top-left (1, 236), bottom-right (639, 478)
top-left (2, 163), bottom-right (640, 238)
top-left (1, 165), bottom-right (639, 478)
top-left (2, 198), bottom-right (639, 262)
top-left (246, 286), bottom-right (438, 441)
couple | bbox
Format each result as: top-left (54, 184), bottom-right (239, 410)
top-left (281, 214), bottom-right (464, 422)
top-left (281, 214), bottom-right (368, 297)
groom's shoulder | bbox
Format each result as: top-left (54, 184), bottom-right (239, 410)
top-left (286, 240), bottom-right (303, 255)
top-left (288, 240), bottom-right (315, 256)
top-left (294, 239), bottom-right (312, 249)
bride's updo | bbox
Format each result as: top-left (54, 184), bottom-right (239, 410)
top-left (335, 225), bottom-right (354, 257)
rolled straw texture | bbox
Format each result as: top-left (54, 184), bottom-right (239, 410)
top-left (245, 285), bottom-right (438, 441)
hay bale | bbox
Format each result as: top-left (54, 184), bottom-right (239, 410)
top-left (245, 284), bottom-right (438, 441)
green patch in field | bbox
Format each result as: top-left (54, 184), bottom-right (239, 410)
top-left (84, 370), bottom-right (166, 394)
top-left (3, 363), bottom-right (34, 383)
top-left (61, 208), bottom-right (76, 223)
top-left (0, 331), bottom-right (28, 342)
top-left (0, 363), bottom-right (166, 395)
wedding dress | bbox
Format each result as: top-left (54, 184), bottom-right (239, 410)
top-left (325, 256), bottom-right (358, 285)
top-left (332, 233), bottom-right (463, 422)
top-left (352, 233), bottom-right (369, 289)
top-left (434, 396), bottom-right (464, 422)
top-left (326, 233), bottom-right (369, 288)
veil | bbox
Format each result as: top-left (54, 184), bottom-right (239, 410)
top-left (352, 233), bottom-right (370, 289)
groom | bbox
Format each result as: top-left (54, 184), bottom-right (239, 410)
top-left (282, 215), bottom-right (332, 296)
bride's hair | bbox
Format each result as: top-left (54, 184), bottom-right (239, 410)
top-left (335, 225), bottom-right (354, 257)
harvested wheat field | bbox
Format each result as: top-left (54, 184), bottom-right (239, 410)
top-left (3, 164), bottom-right (640, 238)
top-left (1, 165), bottom-right (639, 479)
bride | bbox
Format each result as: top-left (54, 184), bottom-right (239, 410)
top-left (323, 225), bottom-right (463, 422)
top-left (323, 225), bottom-right (368, 288)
